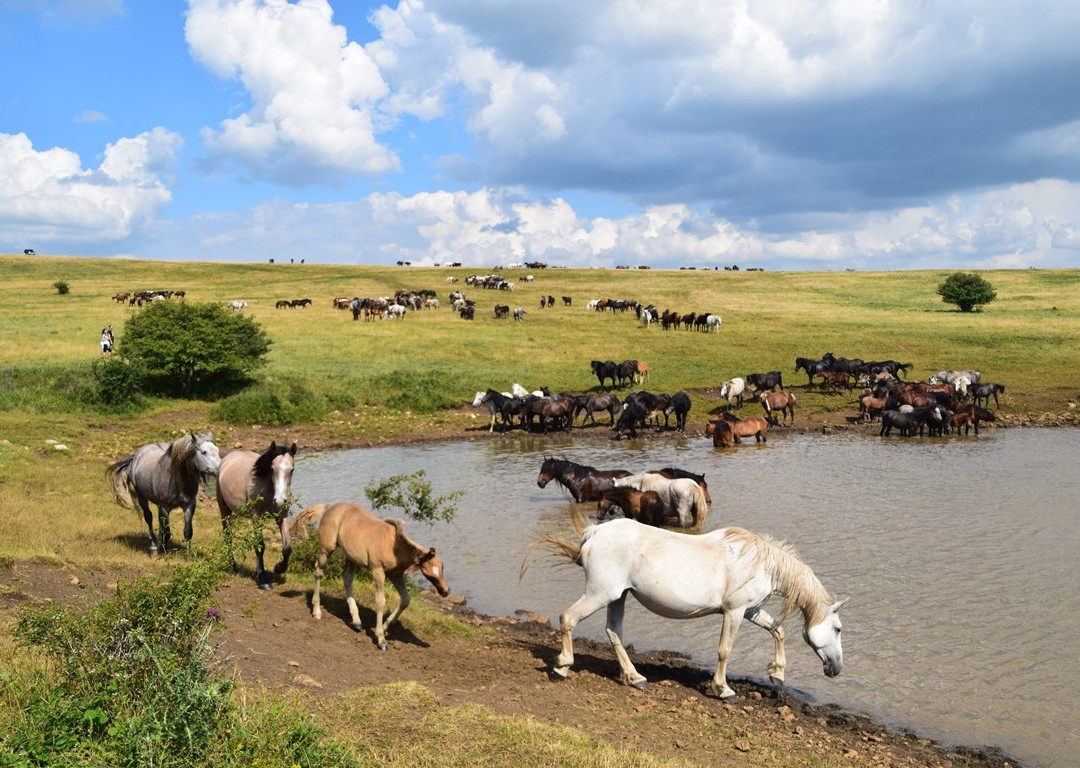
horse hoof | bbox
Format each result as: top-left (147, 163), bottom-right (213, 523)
top-left (257, 582), bottom-right (272, 591)
top-left (769, 675), bottom-right (785, 689)
top-left (549, 668), bottom-right (568, 681)
top-left (350, 622), bottom-right (363, 633)
top-left (631, 680), bottom-right (649, 691)
top-left (378, 642), bottom-right (388, 651)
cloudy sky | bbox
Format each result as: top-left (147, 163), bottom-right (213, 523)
top-left (3, 0), bottom-right (1080, 270)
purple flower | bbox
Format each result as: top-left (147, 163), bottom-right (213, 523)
top-left (206, 609), bottom-right (219, 620)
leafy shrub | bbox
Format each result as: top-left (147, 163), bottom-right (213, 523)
top-left (91, 356), bottom-right (144, 408)
top-left (367, 368), bottom-right (468, 413)
top-left (213, 377), bottom-right (356, 426)
top-left (365, 470), bottom-right (461, 525)
top-left (52, 280), bottom-right (69, 295)
top-left (1, 539), bottom-right (358, 768)
top-left (120, 301), bottom-right (271, 397)
top-left (937, 272), bottom-right (997, 312)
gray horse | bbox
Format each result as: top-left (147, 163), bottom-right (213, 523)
top-left (107, 432), bottom-right (221, 553)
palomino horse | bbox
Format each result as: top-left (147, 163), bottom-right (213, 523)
top-left (541, 514), bottom-right (847, 700)
top-left (537, 457), bottom-right (631, 502)
top-left (611, 473), bottom-right (709, 530)
top-left (287, 502), bottom-right (449, 650)
top-left (216, 441), bottom-right (297, 589)
top-left (107, 432), bottom-right (221, 554)
top-left (597, 486), bottom-right (666, 527)
top-left (716, 411), bottom-right (769, 443)
top-left (760, 390), bottom-right (796, 426)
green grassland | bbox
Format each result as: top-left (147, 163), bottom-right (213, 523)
top-left (1, 253), bottom-right (1072, 767)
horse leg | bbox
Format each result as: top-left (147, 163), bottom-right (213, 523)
top-left (707, 610), bottom-right (745, 700)
top-left (382, 574), bottom-right (411, 639)
top-left (745, 606), bottom-right (787, 688)
top-left (343, 560), bottom-right (365, 632)
top-left (311, 547), bottom-right (329, 621)
top-left (553, 591), bottom-right (612, 679)
top-left (157, 504), bottom-right (172, 551)
top-left (605, 595), bottom-right (648, 690)
top-left (182, 499), bottom-right (195, 544)
top-left (137, 496), bottom-right (161, 554)
top-left (371, 568), bottom-right (390, 650)
top-left (253, 533), bottom-right (271, 590)
top-left (273, 513), bottom-right (291, 575)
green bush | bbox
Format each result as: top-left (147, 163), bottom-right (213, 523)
top-left (213, 377), bottom-right (356, 426)
top-left (52, 280), bottom-right (70, 295)
top-left (119, 301), bottom-right (271, 397)
top-left (1, 543), bottom-right (358, 768)
top-left (91, 357), bottom-right (144, 408)
top-left (368, 368), bottom-right (467, 413)
top-left (936, 271), bottom-right (997, 312)
top-left (0, 362), bottom-right (145, 415)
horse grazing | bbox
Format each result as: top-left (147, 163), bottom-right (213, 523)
top-left (573, 392), bottom-right (621, 427)
top-left (287, 502), bottom-right (449, 650)
top-left (597, 487), bottom-right (666, 527)
top-left (537, 457), bottom-right (631, 502)
top-left (107, 432), bottom-right (222, 554)
top-left (951, 404), bottom-right (996, 435)
top-left (717, 411), bottom-right (769, 443)
top-left (613, 400), bottom-right (649, 438)
top-left (760, 390), bottom-right (796, 426)
top-left (541, 515), bottom-right (847, 699)
top-left (216, 441), bottom-right (297, 589)
top-left (719, 377), bottom-right (746, 408)
top-left (612, 473), bottom-right (708, 530)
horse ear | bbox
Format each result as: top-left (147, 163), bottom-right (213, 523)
top-left (268, 440), bottom-right (277, 452)
top-left (288, 442), bottom-right (297, 456)
top-left (832, 597), bottom-right (851, 612)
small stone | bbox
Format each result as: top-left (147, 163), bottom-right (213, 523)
top-left (292, 674), bottom-right (322, 689)
top-left (735, 739), bottom-right (751, 752)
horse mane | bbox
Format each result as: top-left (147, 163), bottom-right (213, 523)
top-left (252, 441), bottom-right (291, 478)
top-left (168, 434), bottom-right (201, 490)
top-left (725, 528), bottom-right (833, 624)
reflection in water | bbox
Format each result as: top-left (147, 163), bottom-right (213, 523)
top-left (295, 429), bottom-right (1079, 768)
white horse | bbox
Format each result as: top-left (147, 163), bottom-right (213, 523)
top-left (472, 390), bottom-right (512, 432)
top-left (545, 517), bottom-right (848, 700)
top-left (704, 314), bottom-right (722, 332)
top-left (719, 377), bottom-right (746, 408)
top-left (612, 473), bottom-right (708, 530)
top-left (511, 383), bottom-right (544, 398)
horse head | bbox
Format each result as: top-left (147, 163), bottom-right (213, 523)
top-left (417, 548), bottom-right (450, 597)
top-left (191, 432), bottom-right (222, 477)
top-left (803, 597), bottom-right (849, 678)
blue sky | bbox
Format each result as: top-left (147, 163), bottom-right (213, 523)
top-left (3, 0), bottom-right (1080, 270)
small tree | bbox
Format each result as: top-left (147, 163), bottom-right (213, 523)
top-left (936, 271), bottom-right (997, 312)
top-left (119, 300), bottom-right (271, 396)
top-left (364, 470), bottom-right (461, 525)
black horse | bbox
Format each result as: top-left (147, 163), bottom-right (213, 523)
top-left (614, 400), bottom-right (649, 438)
top-left (590, 360), bottom-right (618, 389)
top-left (536, 457), bottom-right (631, 502)
top-left (574, 392), bottom-right (621, 426)
top-left (664, 391), bottom-right (692, 432)
top-left (616, 360), bottom-right (638, 388)
top-left (746, 370), bottom-right (784, 393)
top-left (794, 356), bottom-right (831, 387)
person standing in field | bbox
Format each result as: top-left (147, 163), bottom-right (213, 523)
top-left (100, 325), bottom-right (114, 356)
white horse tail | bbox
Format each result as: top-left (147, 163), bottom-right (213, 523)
top-left (284, 503), bottom-right (329, 551)
top-left (519, 506), bottom-right (590, 581)
top-left (106, 455), bottom-right (136, 509)
top-left (691, 482), bottom-right (709, 530)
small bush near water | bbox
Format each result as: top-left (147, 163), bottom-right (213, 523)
top-left (213, 376), bottom-right (356, 426)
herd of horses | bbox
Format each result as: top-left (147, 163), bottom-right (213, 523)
top-left (104, 431), bottom-right (847, 701)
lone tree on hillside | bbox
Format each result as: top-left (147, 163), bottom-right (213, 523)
top-left (120, 300), bottom-right (271, 396)
top-left (936, 271), bottom-right (997, 312)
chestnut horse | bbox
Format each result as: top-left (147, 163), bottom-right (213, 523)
top-left (760, 390), bottom-right (796, 426)
top-left (287, 502), bottom-right (449, 650)
top-left (717, 411), bottom-right (769, 443)
top-left (597, 486), bottom-right (666, 527)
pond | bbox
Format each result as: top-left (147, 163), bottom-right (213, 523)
top-left (294, 428), bottom-right (1079, 768)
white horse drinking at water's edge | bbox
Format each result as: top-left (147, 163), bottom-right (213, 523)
top-left (531, 512), bottom-right (847, 700)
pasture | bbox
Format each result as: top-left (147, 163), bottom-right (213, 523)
top-left (1, 252), bottom-right (1078, 569)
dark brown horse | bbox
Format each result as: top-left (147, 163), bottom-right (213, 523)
top-left (710, 419), bottom-right (735, 446)
top-left (537, 457), bottom-right (631, 502)
top-left (597, 486), bottom-right (666, 527)
top-left (573, 392), bottom-right (621, 427)
top-left (951, 404), bottom-right (996, 435)
top-left (759, 390), bottom-right (796, 426)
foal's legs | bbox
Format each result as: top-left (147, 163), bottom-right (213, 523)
top-left (707, 610), bottom-right (746, 700)
top-left (376, 574), bottom-right (411, 651)
top-left (369, 567), bottom-right (391, 650)
top-left (604, 595), bottom-right (648, 690)
top-left (745, 605), bottom-right (787, 687)
top-left (311, 546), bottom-right (329, 621)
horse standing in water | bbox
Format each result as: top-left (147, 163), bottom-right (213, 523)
top-left (597, 486), bottom-right (666, 527)
top-left (216, 441), bottom-right (297, 589)
top-left (537, 457), bottom-right (631, 502)
top-left (287, 502), bottom-right (449, 650)
top-left (107, 433), bottom-right (221, 554)
top-left (611, 473), bottom-right (709, 530)
top-left (538, 513), bottom-right (847, 700)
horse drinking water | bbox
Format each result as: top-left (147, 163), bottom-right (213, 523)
top-left (216, 441), bottom-right (297, 589)
top-left (540, 515), bottom-right (847, 700)
top-left (107, 433), bottom-right (222, 554)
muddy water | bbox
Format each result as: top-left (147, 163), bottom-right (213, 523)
top-left (295, 429), bottom-right (1079, 767)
